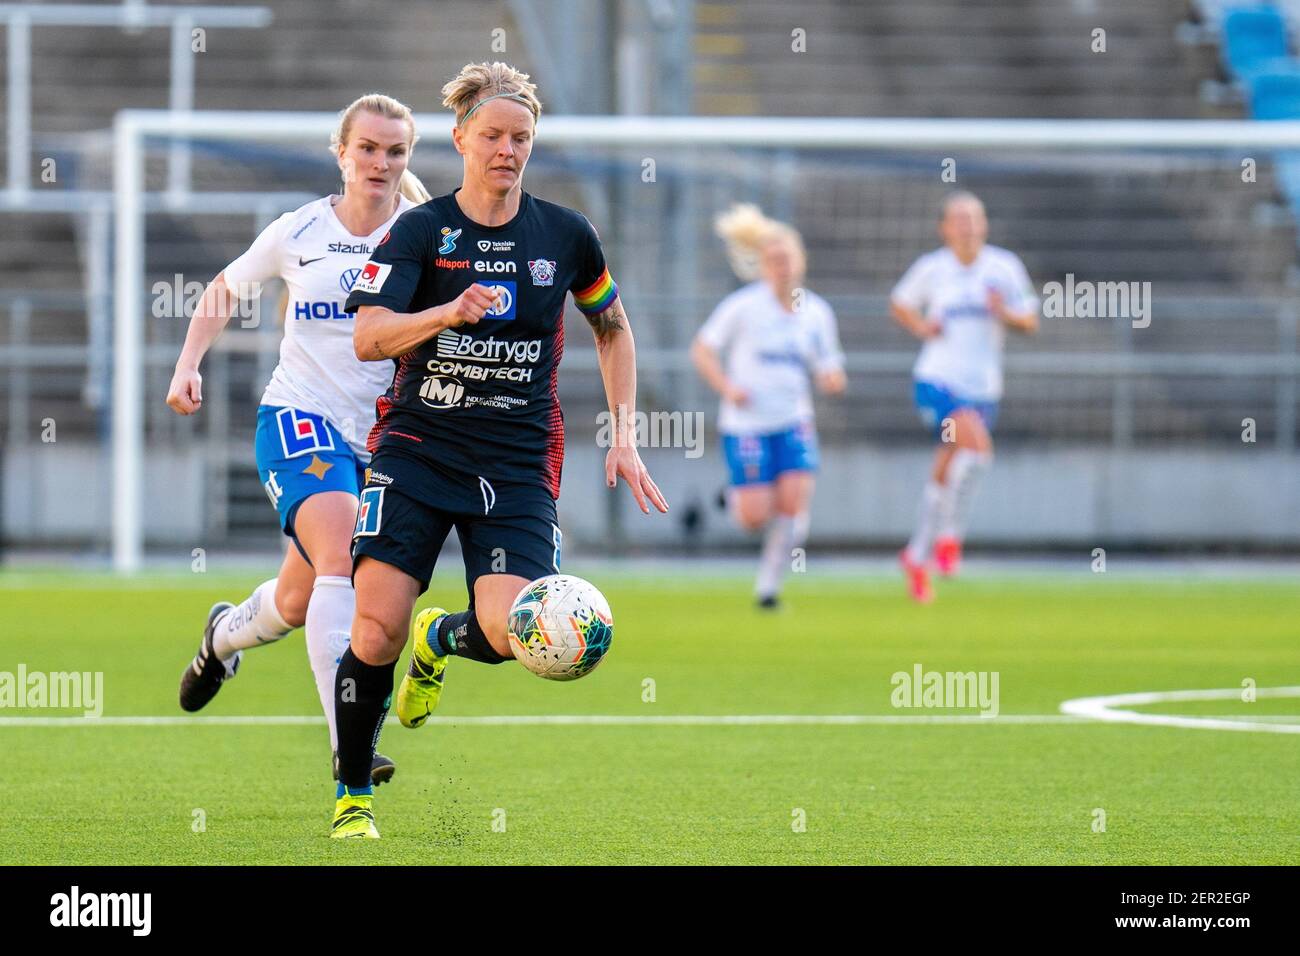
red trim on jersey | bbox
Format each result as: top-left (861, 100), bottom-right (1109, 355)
top-left (542, 313), bottom-right (566, 499)
top-left (366, 396), bottom-right (392, 455)
top-left (366, 353), bottom-right (413, 455)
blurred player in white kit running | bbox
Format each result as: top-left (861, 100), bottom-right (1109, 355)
top-left (890, 191), bottom-right (1039, 603)
top-left (692, 204), bottom-right (846, 609)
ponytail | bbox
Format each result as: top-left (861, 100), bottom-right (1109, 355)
top-left (398, 169), bottom-right (431, 204)
top-left (714, 203), bottom-right (804, 282)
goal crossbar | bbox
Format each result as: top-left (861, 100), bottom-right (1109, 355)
top-left (111, 110), bottom-right (1300, 571)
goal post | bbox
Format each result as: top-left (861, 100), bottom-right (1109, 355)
top-left (111, 110), bottom-right (1300, 571)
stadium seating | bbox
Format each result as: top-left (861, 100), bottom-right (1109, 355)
top-left (3, 0), bottom-right (1299, 548)
top-left (695, 0), bottom-right (1206, 118)
top-left (1249, 61), bottom-right (1300, 114)
top-left (1220, 5), bottom-right (1292, 80)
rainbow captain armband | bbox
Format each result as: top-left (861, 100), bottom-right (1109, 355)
top-left (573, 268), bottom-right (618, 316)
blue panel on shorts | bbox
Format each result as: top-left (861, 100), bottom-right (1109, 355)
top-left (254, 405), bottom-right (364, 536)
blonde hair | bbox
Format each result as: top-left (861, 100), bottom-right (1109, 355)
top-left (714, 203), bottom-right (805, 281)
top-left (441, 61), bottom-right (542, 127)
top-left (331, 93), bottom-right (431, 203)
top-left (940, 189), bottom-right (984, 220)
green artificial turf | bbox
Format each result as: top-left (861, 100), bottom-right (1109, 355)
top-left (1, 569), bottom-right (1297, 864)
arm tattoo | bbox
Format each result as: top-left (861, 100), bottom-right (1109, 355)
top-left (586, 298), bottom-right (627, 346)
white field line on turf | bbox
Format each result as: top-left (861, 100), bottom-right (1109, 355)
top-left (0, 713), bottom-right (1087, 728)
top-left (1060, 686), bottom-right (1300, 734)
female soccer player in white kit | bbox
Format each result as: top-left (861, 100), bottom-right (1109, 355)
top-left (692, 204), bottom-right (846, 608)
top-left (165, 94), bottom-right (430, 784)
top-left (890, 191), bottom-right (1039, 603)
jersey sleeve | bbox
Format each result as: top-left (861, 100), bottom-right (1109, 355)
top-left (1001, 253), bottom-right (1039, 314)
top-left (569, 216), bottom-right (619, 316)
top-left (810, 299), bottom-right (846, 374)
top-left (890, 254), bottom-right (932, 312)
top-left (695, 293), bottom-right (742, 352)
top-left (221, 213), bottom-right (291, 295)
top-left (344, 211), bottom-right (428, 314)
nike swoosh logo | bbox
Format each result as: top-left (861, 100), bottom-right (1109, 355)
top-left (299, 256), bottom-right (326, 267)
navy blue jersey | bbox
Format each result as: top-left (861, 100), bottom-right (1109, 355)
top-left (344, 190), bottom-right (618, 497)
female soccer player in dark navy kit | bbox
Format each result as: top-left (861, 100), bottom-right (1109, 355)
top-left (329, 62), bottom-right (668, 838)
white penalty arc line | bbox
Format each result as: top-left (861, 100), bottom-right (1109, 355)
top-left (0, 713), bottom-right (1085, 728)
top-left (1060, 686), bottom-right (1300, 734)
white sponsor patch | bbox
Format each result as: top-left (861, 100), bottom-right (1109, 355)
top-left (435, 328), bottom-right (542, 364)
top-left (352, 261), bottom-right (391, 294)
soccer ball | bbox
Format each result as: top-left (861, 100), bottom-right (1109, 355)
top-left (507, 574), bottom-right (614, 681)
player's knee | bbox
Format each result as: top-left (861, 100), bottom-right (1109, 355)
top-left (351, 609), bottom-right (404, 664)
top-left (733, 499), bottom-right (770, 531)
top-left (276, 584), bottom-right (310, 628)
top-left (311, 551), bottom-right (353, 579)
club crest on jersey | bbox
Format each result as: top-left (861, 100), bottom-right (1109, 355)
top-left (340, 267), bottom-right (362, 293)
top-left (353, 261), bottom-right (390, 294)
top-left (354, 487), bottom-right (384, 538)
top-left (528, 259), bottom-right (557, 287)
top-left (439, 227), bottom-right (462, 254)
top-left (275, 407), bottom-right (336, 459)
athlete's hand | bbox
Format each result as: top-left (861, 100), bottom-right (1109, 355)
top-left (986, 287), bottom-right (1007, 321)
top-left (166, 365), bottom-right (203, 415)
top-left (724, 384), bottom-right (751, 406)
top-left (446, 283), bottom-right (501, 328)
top-left (919, 319), bottom-right (943, 339)
top-left (816, 367), bottom-right (847, 395)
top-left (605, 444), bottom-right (669, 515)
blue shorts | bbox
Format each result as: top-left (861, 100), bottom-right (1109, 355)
top-left (253, 404), bottom-right (366, 539)
top-left (722, 421), bottom-right (820, 487)
top-left (913, 381), bottom-right (999, 440)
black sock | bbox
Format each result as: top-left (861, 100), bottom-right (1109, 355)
top-left (436, 609), bottom-right (511, 664)
top-left (334, 647), bottom-right (397, 789)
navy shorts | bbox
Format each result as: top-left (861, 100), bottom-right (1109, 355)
top-left (351, 450), bottom-right (562, 600)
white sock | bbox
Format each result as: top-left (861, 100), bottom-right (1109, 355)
top-left (755, 515), bottom-right (798, 599)
top-left (942, 450), bottom-right (992, 541)
top-left (212, 578), bottom-right (292, 660)
top-left (792, 510), bottom-right (811, 550)
top-left (905, 481), bottom-right (946, 564)
top-left (306, 575), bottom-right (355, 752)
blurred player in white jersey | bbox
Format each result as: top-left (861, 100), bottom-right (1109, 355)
top-left (692, 204), bottom-right (846, 608)
top-left (890, 191), bottom-right (1039, 602)
top-left (164, 94), bottom-right (430, 784)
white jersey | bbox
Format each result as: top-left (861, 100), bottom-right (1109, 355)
top-left (891, 245), bottom-right (1037, 402)
top-left (222, 194), bottom-right (416, 460)
top-left (696, 281), bottom-right (844, 435)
